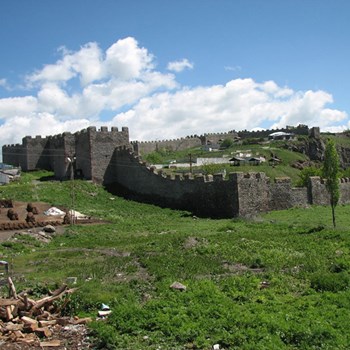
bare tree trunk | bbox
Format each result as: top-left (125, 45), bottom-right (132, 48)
top-left (331, 203), bottom-right (336, 228)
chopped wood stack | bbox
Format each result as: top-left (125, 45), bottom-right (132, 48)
top-left (0, 277), bottom-right (92, 346)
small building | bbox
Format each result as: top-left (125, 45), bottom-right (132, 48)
top-left (248, 157), bottom-right (263, 166)
top-left (268, 157), bottom-right (282, 166)
top-left (229, 156), bottom-right (246, 166)
top-left (0, 167), bottom-right (21, 185)
top-left (268, 131), bottom-right (295, 141)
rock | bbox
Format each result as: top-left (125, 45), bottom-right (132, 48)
top-left (170, 281), bottom-right (187, 291)
top-left (66, 277), bottom-right (77, 285)
top-left (43, 225), bottom-right (56, 233)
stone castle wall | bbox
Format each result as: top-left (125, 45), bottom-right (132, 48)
top-left (106, 147), bottom-right (350, 218)
top-left (49, 132), bottom-right (76, 179)
top-left (109, 147), bottom-right (239, 218)
top-left (131, 136), bottom-right (202, 156)
top-left (237, 124), bottom-right (309, 139)
top-left (2, 143), bottom-right (23, 168)
top-left (3, 124), bottom-right (349, 219)
top-left (2, 126), bottom-right (130, 183)
top-left (131, 131), bottom-right (239, 155)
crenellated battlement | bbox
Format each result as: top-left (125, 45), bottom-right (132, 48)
top-left (5, 124), bottom-right (350, 219)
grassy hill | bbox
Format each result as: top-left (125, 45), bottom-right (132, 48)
top-left (1, 172), bottom-right (350, 349)
top-left (143, 140), bottom-right (312, 185)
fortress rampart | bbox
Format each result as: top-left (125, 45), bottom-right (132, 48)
top-left (131, 130), bottom-right (239, 155)
top-left (3, 124), bottom-right (346, 218)
top-left (130, 125), bottom-right (310, 156)
top-left (237, 124), bottom-right (309, 139)
top-left (2, 126), bottom-right (129, 182)
top-left (106, 147), bottom-right (350, 218)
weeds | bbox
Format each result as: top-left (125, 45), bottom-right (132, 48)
top-left (1, 172), bottom-right (350, 349)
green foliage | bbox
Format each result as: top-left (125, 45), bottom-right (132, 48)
top-left (296, 166), bottom-right (322, 187)
top-left (2, 172), bottom-right (350, 349)
top-left (220, 138), bottom-right (234, 149)
top-left (310, 272), bottom-right (350, 292)
top-left (144, 151), bottom-right (164, 164)
top-left (322, 139), bottom-right (340, 227)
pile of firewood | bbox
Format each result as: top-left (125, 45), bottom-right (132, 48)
top-left (0, 277), bottom-right (92, 347)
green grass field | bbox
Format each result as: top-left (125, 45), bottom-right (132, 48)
top-left (0, 171), bottom-right (350, 349)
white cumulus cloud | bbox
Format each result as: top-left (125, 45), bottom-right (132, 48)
top-left (167, 59), bottom-right (194, 72)
top-left (0, 36), bottom-right (348, 148)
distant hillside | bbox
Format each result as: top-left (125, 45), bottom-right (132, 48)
top-left (143, 131), bottom-right (350, 185)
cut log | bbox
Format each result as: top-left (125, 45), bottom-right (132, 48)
top-left (5, 305), bottom-right (13, 321)
top-left (12, 330), bottom-right (25, 339)
top-left (39, 319), bottom-right (57, 327)
top-left (30, 287), bottom-right (77, 315)
top-left (0, 298), bottom-right (20, 307)
top-left (39, 339), bottom-right (61, 347)
top-left (72, 317), bottom-right (92, 325)
top-left (21, 315), bottom-right (38, 325)
top-left (35, 326), bottom-right (52, 338)
top-left (5, 322), bottom-right (24, 332)
top-left (7, 277), bottom-right (18, 299)
top-left (49, 284), bottom-right (67, 297)
top-left (23, 322), bottom-right (38, 333)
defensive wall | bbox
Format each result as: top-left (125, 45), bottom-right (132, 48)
top-left (4, 124), bottom-right (347, 219)
top-left (131, 131), bottom-right (239, 156)
top-left (2, 126), bottom-right (130, 182)
top-left (106, 146), bottom-right (350, 218)
top-left (237, 124), bottom-right (309, 140)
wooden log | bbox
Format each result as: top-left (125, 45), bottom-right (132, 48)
top-left (7, 277), bottom-right (18, 299)
top-left (49, 284), bottom-right (67, 297)
top-left (13, 330), bottom-right (25, 339)
top-left (23, 322), bottom-right (38, 333)
top-left (5, 322), bottom-right (24, 332)
top-left (30, 288), bottom-right (77, 315)
top-left (39, 319), bottom-right (57, 327)
top-left (35, 326), bottom-right (52, 338)
top-left (0, 299), bottom-right (20, 307)
top-left (36, 311), bottom-right (51, 320)
top-left (17, 332), bottom-right (38, 343)
top-left (23, 293), bottom-right (29, 310)
top-left (39, 339), bottom-right (61, 347)
top-left (56, 317), bottom-right (70, 326)
top-left (18, 294), bottom-right (36, 309)
top-left (5, 305), bottom-right (13, 321)
top-left (21, 315), bottom-right (38, 325)
top-left (72, 317), bottom-right (92, 325)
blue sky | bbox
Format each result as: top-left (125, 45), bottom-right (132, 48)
top-left (0, 0), bottom-right (349, 145)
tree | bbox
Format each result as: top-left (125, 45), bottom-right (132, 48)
top-left (296, 166), bottom-right (322, 187)
top-left (220, 138), bottom-right (234, 149)
top-left (322, 139), bottom-right (340, 228)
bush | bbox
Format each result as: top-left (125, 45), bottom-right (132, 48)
top-left (220, 138), bottom-right (234, 149)
top-left (296, 166), bottom-right (322, 187)
top-left (310, 272), bottom-right (350, 292)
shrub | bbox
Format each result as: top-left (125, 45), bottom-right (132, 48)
top-left (296, 166), bottom-right (322, 187)
top-left (310, 272), bottom-right (350, 292)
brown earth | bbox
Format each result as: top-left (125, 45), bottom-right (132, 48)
top-left (0, 322), bottom-right (96, 349)
top-left (0, 201), bottom-right (66, 233)
top-left (0, 202), bottom-right (102, 348)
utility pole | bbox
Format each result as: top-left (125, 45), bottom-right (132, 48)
top-left (67, 156), bottom-right (76, 225)
top-left (188, 153), bottom-right (193, 174)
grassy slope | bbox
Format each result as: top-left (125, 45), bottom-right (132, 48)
top-left (144, 141), bottom-right (309, 185)
top-left (1, 172), bottom-right (350, 349)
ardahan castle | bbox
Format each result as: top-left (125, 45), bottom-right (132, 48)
top-left (2, 125), bottom-right (350, 218)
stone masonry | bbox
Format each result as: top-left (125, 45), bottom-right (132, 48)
top-left (3, 125), bottom-right (350, 218)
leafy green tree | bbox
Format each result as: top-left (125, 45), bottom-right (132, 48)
top-left (296, 166), bottom-right (322, 187)
top-left (322, 139), bottom-right (340, 227)
top-left (220, 138), bottom-right (234, 149)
